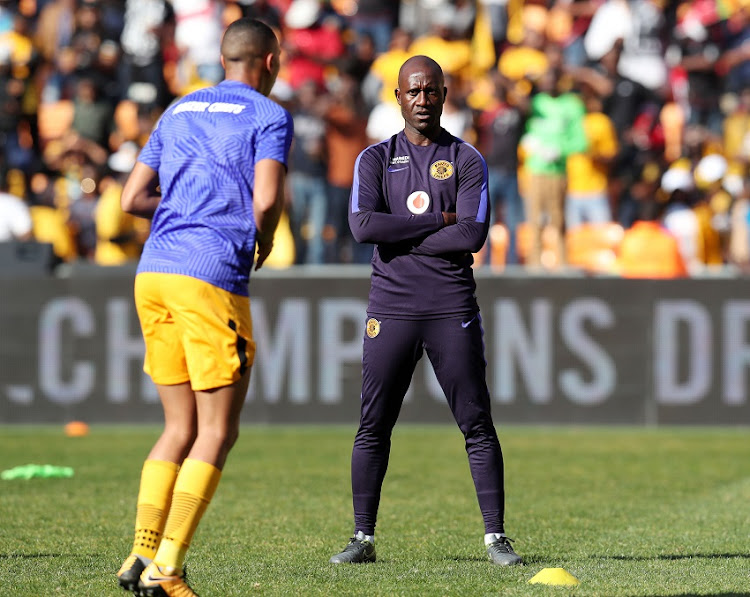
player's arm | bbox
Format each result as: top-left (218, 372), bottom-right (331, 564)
top-left (121, 161), bottom-right (161, 219)
top-left (122, 120), bottom-right (164, 219)
top-left (253, 158), bottom-right (286, 271)
top-left (349, 148), bottom-right (447, 244)
top-left (253, 110), bottom-right (294, 270)
top-left (410, 148), bottom-right (490, 255)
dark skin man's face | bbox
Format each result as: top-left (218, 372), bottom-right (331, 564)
top-left (396, 61), bottom-right (446, 143)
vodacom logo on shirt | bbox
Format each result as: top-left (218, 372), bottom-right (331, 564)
top-left (406, 190), bottom-right (430, 214)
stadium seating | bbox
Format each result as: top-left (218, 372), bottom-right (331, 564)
top-left (565, 222), bottom-right (624, 274)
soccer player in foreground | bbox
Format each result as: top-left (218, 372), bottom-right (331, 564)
top-left (329, 56), bottom-right (522, 567)
top-left (116, 18), bottom-right (292, 596)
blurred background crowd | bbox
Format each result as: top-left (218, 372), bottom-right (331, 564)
top-left (0, 0), bottom-right (749, 277)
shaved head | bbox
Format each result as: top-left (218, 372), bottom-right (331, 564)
top-left (221, 18), bottom-right (280, 96)
top-left (221, 18), bottom-right (278, 63)
top-left (397, 55), bottom-right (444, 91)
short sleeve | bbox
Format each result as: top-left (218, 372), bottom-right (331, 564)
top-left (255, 110), bottom-right (294, 166)
top-left (137, 123), bottom-right (163, 171)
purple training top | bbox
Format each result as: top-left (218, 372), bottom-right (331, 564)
top-left (137, 80), bottom-right (294, 296)
top-left (349, 129), bottom-right (490, 319)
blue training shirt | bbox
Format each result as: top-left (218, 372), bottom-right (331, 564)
top-left (137, 80), bottom-right (294, 296)
top-left (349, 129), bottom-right (490, 319)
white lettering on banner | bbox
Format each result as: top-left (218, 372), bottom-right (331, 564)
top-left (248, 299), bottom-right (310, 403)
top-left (560, 298), bottom-right (616, 405)
top-left (6, 385), bottom-right (33, 404)
top-left (494, 299), bottom-right (552, 403)
top-left (654, 300), bottom-right (711, 404)
top-left (318, 299), bottom-right (367, 404)
top-left (39, 297), bottom-right (95, 404)
top-left (723, 301), bottom-right (750, 405)
top-left (24, 292), bottom-right (750, 412)
top-left (107, 299), bottom-right (157, 404)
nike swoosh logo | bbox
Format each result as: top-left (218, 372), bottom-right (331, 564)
top-left (387, 166), bottom-right (409, 172)
top-left (143, 572), bottom-right (175, 583)
top-left (461, 317), bottom-right (477, 328)
top-left (142, 566), bottom-right (179, 583)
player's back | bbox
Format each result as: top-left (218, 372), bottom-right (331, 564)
top-left (137, 80), bottom-right (293, 295)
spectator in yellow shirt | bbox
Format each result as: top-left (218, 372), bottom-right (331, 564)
top-left (566, 83), bottom-right (618, 228)
top-left (0, 13), bottom-right (35, 80)
top-left (408, 12), bottom-right (472, 83)
top-left (27, 172), bottom-right (76, 263)
top-left (366, 28), bottom-right (413, 106)
top-left (723, 85), bottom-right (750, 169)
top-left (497, 6), bottom-right (549, 97)
top-left (95, 142), bottom-right (149, 265)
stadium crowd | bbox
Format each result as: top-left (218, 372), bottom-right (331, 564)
top-left (0, 0), bottom-right (749, 276)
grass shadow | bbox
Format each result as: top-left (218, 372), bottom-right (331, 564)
top-left (442, 555), bottom-right (489, 563)
top-left (649, 593), bottom-right (750, 597)
top-left (0, 552), bottom-right (63, 559)
top-left (593, 553), bottom-right (750, 562)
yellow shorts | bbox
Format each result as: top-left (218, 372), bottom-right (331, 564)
top-left (134, 273), bottom-right (256, 391)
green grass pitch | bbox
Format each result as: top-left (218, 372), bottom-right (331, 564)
top-left (1, 425), bottom-right (749, 596)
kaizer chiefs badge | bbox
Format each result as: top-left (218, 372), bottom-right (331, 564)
top-left (430, 160), bottom-right (454, 180)
top-left (366, 318), bottom-right (380, 338)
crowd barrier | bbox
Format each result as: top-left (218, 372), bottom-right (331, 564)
top-left (1, 264), bottom-right (749, 425)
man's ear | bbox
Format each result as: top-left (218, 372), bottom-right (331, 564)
top-left (443, 86), bottom-right (448, 101)
top-left (220, 55), bottom-right (226, 70)
top-left (266, 52), bottom-right (275, 73)
top-left (395, 88), bottom-right (401, 105)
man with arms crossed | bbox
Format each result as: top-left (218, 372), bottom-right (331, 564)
top-left (116, 18), bottom-right (292, 596)
top-left (330, 55), bottom-right (522, 567)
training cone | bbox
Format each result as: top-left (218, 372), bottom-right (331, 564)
top-left (528, 568), bottom-right (580, 586)
top-left (64, 421), bottom-right (89, 437)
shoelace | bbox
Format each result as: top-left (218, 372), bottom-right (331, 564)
top-left (342, 537), bottom-right (374, 553)
top-left (344, 538), bottom-right (363, 551)
top-left (489, 537), bottom-right (516, 552)
top-left (344, 537), bottom-right (357, 553)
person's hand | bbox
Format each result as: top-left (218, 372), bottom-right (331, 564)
top-left (442, 212), bottom-right (457, 226)
top-left (255, 239), bottom-right (273, 271)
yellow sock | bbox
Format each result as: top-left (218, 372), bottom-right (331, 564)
top-left (153, 458), bottom-right (221, 573)
top-left (132, 460), bottom-right (180, 560)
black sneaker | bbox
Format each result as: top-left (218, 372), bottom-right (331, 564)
top-left (117, 554), bottom-right (147, 592)
top-left (486, 535), bottom-right (523, 566)
top-left (329, 532), bottom-right (376, 564)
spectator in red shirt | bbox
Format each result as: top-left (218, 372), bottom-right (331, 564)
top-left (283, 0), bottom-right (345, 91)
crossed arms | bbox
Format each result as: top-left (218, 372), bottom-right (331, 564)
top-left (348, 149), bottom-right (489, 256)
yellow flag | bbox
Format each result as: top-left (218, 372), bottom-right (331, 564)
top-left (471, 2), bottom-right (496, 76)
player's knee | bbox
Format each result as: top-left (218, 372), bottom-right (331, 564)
top-left (225, 425), bottom-right (240, 451)
top-left (200, 424), bottom-right (239, 453)
top-left (460, 417), bottom-right (498, 442)
top-left (163, 423), bottom-right (198, 452)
